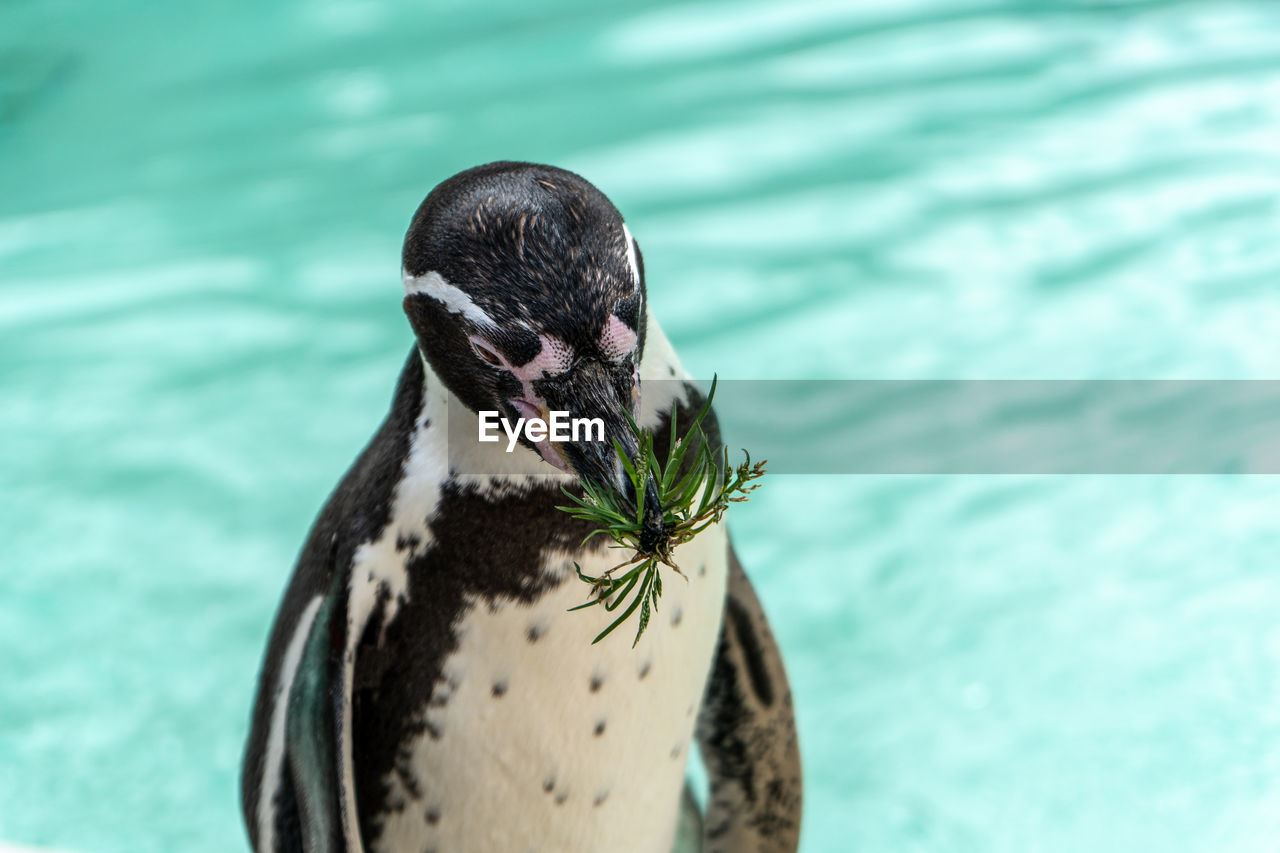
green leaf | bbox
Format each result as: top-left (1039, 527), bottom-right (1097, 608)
top-left (634, 591), bottom-right (651, 647)
top-left (684, 375), bottom-right (718, 441)
top-left (591, 575), bottom-right (649, 645)
top-left (602, 571), bottom-right (642, 612)
top-left (615, 437), bottom-right (638, 486)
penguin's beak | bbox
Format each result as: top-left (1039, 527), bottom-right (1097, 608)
top-left (535, 361), bottom-right (665, 544)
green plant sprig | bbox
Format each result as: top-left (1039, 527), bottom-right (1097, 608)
top-left (556, 376), bottom-right (767, 647)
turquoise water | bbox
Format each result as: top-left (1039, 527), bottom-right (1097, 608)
top-left (5, 0), bottom-right (1280, 850)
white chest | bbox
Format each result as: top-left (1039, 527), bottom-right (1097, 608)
top-left (370, 524), bottom-right (728, 853)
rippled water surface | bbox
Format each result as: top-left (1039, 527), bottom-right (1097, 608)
top-left (4, 1), bottom-right (1280, 850)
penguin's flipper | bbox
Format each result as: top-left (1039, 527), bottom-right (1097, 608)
top-left (284, 570), bottom-right (364, 853)
top-left (696, 544), bottom-right (803, 852)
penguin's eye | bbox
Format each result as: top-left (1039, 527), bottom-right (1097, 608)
top-left (472, 340), bottom-right (503, 367)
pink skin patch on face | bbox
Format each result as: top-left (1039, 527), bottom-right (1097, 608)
top-left (510, 335), bottom-right (573, 383)
top-left (600, 315), bottom-right (641, 408)
top-left (599, 314), bottom-right (638, 360)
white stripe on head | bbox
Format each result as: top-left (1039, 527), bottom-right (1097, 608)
top-left (403, 269), bottom-right (498, 329)
top-left (621, 223), bottom-right (640, 287)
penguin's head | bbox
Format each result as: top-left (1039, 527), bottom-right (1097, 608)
top-left (402, 162), bottom-right (660, 527)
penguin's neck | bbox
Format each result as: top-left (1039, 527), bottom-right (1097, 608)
top-left (418, 308), bottom-right (690, 485)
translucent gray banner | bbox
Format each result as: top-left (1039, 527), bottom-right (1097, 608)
top-left (446, 381), bottom-right (1280, 475)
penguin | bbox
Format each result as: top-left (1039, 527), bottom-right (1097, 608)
top-left (240, 161), bottom-right (803, 853)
